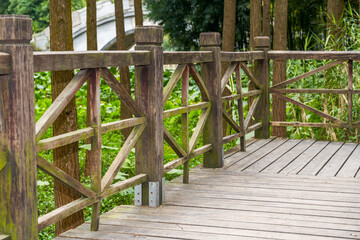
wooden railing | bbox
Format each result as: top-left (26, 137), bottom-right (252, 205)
top-left (269, 51), bottom-right (360, 132)
top-left (3, 14), bottom-right (358, 240)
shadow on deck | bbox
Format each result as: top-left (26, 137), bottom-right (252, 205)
top-left (57, 138), bottom-right (360, 240)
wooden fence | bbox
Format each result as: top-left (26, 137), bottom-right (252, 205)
top-left (0, 15), bottom-right (359, 239)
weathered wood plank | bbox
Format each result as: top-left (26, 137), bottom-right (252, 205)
top-left (268, 50), bottom-right (360, 60)
top-left (271, 60), bottom-right (344, 89)
top-left (88, 70), bottom-right (102, 231)
top-left (38, 197), bottom-right (96, 231)
top-left (189, 108), bottom-right (210, 153)
top-left (227, 138), bottom-right (287, 171)
top-left (0, 52), bottom-right (10, 75)
top-left (99, 67), bottom-right (144, 117)
top-left (222, 123), bottom-right (263, 144)
top-left (243, 139), bottom-right (300, 172)
top-left (244, 96), bottom-right (260, 130)
top-left (271, 88), bottom-right (349, 94)
top-left (298, 141), bottom-right (344, 176)
top-left (336, 145), bottom-right (360, 178)
top-left (348, 60), bottom-right (353, 125)
top-left (181, 66), bottom-right (190, 183)
top-left (224, 138), bottom-right (274, 168)
top-left (222, 109), bottom-right (242, 133)
top-left (271, 121), bottom-right (349, 128)
top-left (33, 50), bottom-right (151, 72)
top-left (317, 143), bottom-right (358, 177)
top-left (101, 117), bottom-right (147, 134)
top-left (222, 90), bottom-right (261, 102)
top-left (101, 174), bottom-right (147, 199)
top-left (280, 141), bottom-right (329, 174)
top-left (221, 51), bottom-right (265, 62)
top-left (262, 139), bottom-right (316, 173)
top-left (37, 156), bottom-right (96, 198)
top-left (101, 124), bottom-right (146, 192)
top-left (163, 102), bottom-right (210, 119)
top-left (164, 144), bottom-right (212, 173)
top-left (35, 69), bottom-right (93, 142)
top-left (163, 127), bottom-right (187, 157)
top-left (36, 127), bottom-right (94, 152)
top-left (236, 64), bottom-right (246, 151)
top-left (163, 51), bottom-right (213, 65)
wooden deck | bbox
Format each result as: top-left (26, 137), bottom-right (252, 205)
top-left (57, 138), bottom-right (360, 240)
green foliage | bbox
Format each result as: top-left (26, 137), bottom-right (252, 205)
top-left (144, 0), bottom-right (250, 50)
top-left (279, 5), bottom-right (360, 141)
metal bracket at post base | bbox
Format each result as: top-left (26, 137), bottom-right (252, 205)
top-left (134, 178), bottom-right (165, 207)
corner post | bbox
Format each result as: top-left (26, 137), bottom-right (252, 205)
top-left (0, 15), bottom-right (38, 239)
top-left (254, 36), bottom-right (271, 139)
top-left (134, 26), bottom-right (164, 206)
top-left (200, 33), bottom-right (224, 168)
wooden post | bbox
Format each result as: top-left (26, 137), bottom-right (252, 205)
top-left (254, 36), bottom-right (270, 139)
top-left (200, 33), bottom-right (224, 168)
top-left (134, 26), bottom-right (164, 206)
top-left (0, 15), bottom-right (38, 239)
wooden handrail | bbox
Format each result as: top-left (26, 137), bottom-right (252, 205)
top-left (268, 50), bottom-right (360, 60)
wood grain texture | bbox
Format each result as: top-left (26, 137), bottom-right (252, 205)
top-left (163, 51), bottom-right (213, 64)
top-left (200, 33), bottom-right (223, 168)
top-left (163, 102), bottom-right (210, 119)
top-left (135, 26), bottom-right (164, 205)
top-left (268, 51), bottom-right (360, 60)
top-left (181, 66), bottom-right (190, 183)
top-left (221, 51), bottom-right (265, 62)
top-left (33, 51), bottom-right (150, 72)
top-left (0, 15), bottom-right (38, 239)
top-left (0, 52), bottom-right (10, 75)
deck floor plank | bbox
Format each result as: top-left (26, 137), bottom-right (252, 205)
top-left (58, 138), bottom-right (360, 240)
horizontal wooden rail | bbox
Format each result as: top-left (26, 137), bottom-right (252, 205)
top-left (163, 51), bottom-right (213, 64)
top-left (271, 89), bottom-right (350, 94)
top-left (101, 174), bottom-right (147, 199)
top-left (222, 122), bottom-right (263, 144)
top-left (0, 52), bottom-right (11, 75)
top-left (33, 50), bottom-right (151, 72)
top-left (221, 51), bottom-right (265, 62)
top-left (164, 144), bottom-right (213, 173)
top-left (222, 90), bottom-right (261, 102)
top-left (163, 102), bottom-right (210, 119)
top-left (36, 117), bottom-right (147, 152)
top-left (271, 121), bottom-right (351, 128)
top-left (268, 51), bottom-right (360, 60)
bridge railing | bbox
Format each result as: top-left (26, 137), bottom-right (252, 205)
top-left (4, 14), bottom-right (358, 240)
top-left (0, 15), bottom-right (261, 239)
top-left (268, 51), bottom-right (360, 138)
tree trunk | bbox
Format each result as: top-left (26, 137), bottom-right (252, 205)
top-left (221, 0), bottom-right (237, 136)
top-left (249, 0), bottom-right (262, 129)
top-left (134, 0), bottom-right (143, 26)
top-left (49, 0), bottom-right (84, 236)
top-left (262, 0), bottom-right (271, 38)
top-left (272, 0), bottom-right (288, 138)
top-left (85, 0), bottom-right (98, 176)
top-left (327, 0), bottom-right (344, 48)
top-left (250, 0), bottom-right (262, 50)
top-left (115, 0), bottom-right (132, 138)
